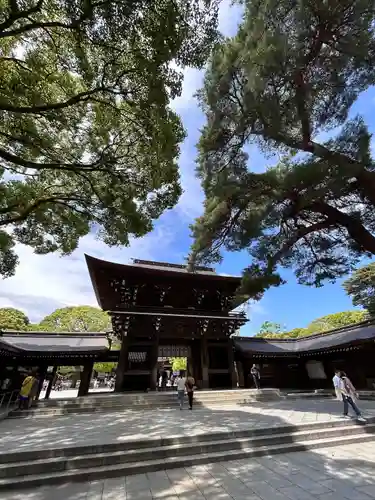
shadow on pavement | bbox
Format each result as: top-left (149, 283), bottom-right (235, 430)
top-left (1, 397), bottom-right (375, 499)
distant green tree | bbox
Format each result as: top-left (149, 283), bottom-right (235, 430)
top-left (38, 306), bottom-right (111, 332)
top-left (306, 310), bottom-right (368, 334)
top-left (343, 263), bottom-right (375, 316)
top-left (255, 311), bottom-right (367, 339)
top-left (170, 357), bottom-right (187, 372)
top-left (28, 323), bottom-right (42, 331)
top-left (0, 307), bottom-right (29, 330)
top-left (93, 362), bottom-right (116, 374)
top-left (282, 328), bottom-right (308, 338)
top-left (58, 366), bottom-right (78, 375)
top-left (255, 321), bottom-right (284, 338)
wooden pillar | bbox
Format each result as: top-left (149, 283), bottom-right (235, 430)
top-left (189, 340), bottom-right (201, 387)
top-left (149, 336), bottom-right (159, 391)
top-left (236, 360), bottom-right (245, 388)
top-left (201, 336), bottom-right (209, 389)
top-left (45, 365), bottom-right (58, 400)
top-left (352, 353), bottom-right (367, 389)
top-left (115, 334), bottom-right (129, 392)
top-left (228, 342), bottom-right (237, 388)
top-left (78, 361), bottom-right (94, 397)
top-left (187, 356), bottom-right (193, 376)
top-left (36, 364), bottom-right (48, 400)
top-left (243, 359), bottom-right (252, 388)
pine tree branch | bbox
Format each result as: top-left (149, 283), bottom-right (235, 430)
top-left (309, 201), bottom-right (375, 253)
top-left (268, 219), bottom-right (333, 270)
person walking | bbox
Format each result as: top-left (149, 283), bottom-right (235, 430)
top-left (332, 369), bottom-right (342, 400)
top-left (18, 371), bottom-right (38, 410)
top-left (251, 364), bottom-right (260, 389)
top-left (185, 374), bottom-right (195, 410)
top-left (339, 371), bottom-right (366, 422)
top-left (176, 371), bottom-right (186, 410)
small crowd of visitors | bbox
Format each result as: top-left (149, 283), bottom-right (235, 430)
top-left (158, 370), bottom-right (176, 390)
top-left (14, 364), bottom-right (368, 422)
top-left (175, 371), bottom-right (195, 410)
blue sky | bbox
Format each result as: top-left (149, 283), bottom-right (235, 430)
top-left (0, 1), bottom-right (372, 333)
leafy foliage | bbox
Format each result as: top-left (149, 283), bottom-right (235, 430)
top-left (254, 321), bottom-right (284, 337)
top-left (256, 310), bottom-right (368, 338)
top-left (0, 0), bottom-right (220, 277)
top-left (259, 321), bottom-right (283, 335)
top-left (93, 362), bottom-right (116, 373)
top-left (38, 305), bottom-right (111, 332)
top-left (343, 262), bottom-right (375, 316)
top-left (189, 0), bottom-right (375, 300)
top-left (0, 307), bottom-right (29, 330)
top-left (306, 310), bottom-right (368, 333)
top-left (170, 357), bottom-right (187, 372)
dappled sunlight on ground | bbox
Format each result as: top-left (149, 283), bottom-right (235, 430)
top-left (1, 399), bottom-right (375, 455)
top-left (2, 441), bottom-right (375, 499)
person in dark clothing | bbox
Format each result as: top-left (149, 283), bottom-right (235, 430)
top-left (185, 374), bottom-right (195, 410)
top-left (251, 364), bottom-right (260, 389)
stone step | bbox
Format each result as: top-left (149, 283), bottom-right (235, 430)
top-left (33, 399), bottom-right (272, 410)
top-left (1, 418), bottom-right (357, 464)
top-left (9, 389), bottom-right (282, 418)
top-left (8, 401), bottom-right (258, 418)
top-left (0, 422), bottom-right (373, 480)
top-left (0, 422), bottom-right (373, 491)
top-left (35, 389), bottom-right (282, 407)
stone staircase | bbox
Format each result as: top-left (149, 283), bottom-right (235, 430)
top-left (0, 417), bottom-right (374, 491)
top-left (8, 389), bottom-right (283, 418)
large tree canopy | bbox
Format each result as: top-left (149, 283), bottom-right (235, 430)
top-left (0, 307), bottom-right (29, 330)
top-left (189, 0), bottom-right (375, 300)
top-left (0, 0), bottom-right (219, 277)
top-left (343, 262), bottom-right (375, 316)
top-left (38, 305), bottom-right (111, 332)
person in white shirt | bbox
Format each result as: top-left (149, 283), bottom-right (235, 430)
top-left (176, 371), bottom-right (186, 410)
top-left (332, 370), bottom-right (342, 401)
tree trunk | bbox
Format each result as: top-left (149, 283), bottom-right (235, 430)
top-left (355, 170), bottom-right (375, 208)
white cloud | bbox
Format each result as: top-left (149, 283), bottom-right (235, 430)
top-left (0, 224), bottom-right (176, 322)
top-left (170, 67), bottom-right (204, 113)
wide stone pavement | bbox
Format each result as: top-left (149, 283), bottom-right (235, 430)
top-left (1, 398), bottom-right (375, 454)
top-left (2, 440), bottom-right (375, 499)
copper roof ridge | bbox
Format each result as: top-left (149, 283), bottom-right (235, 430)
top-left (0, 330), bottom-right (110, 337)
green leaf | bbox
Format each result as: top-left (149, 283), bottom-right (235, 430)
top-left (38, 306), bottom-right (111, 333)
top-left (0, 0), bottom-right (220, 277)
top-left (190, 0), bottom-right (375, 299)
top-left (0, 308), bottom-right (29, 330)
top-left (343, 263), bottom-right (375, 317)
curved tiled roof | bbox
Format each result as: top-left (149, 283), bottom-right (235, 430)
top-left (0, 331), bottom-right (109, 354)
top-left (233, 320), bottom-right (375, 355)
